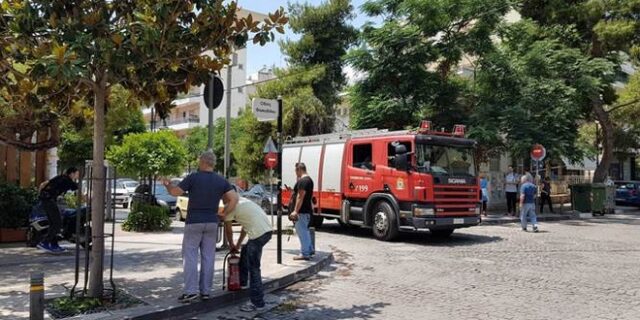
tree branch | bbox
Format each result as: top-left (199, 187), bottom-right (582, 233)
top-left (607, 98), bottom-right (640, 113)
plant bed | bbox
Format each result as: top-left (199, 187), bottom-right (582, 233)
top-left (0, 227), bottom-right (27, 243)
top-left (122, 203), bottom-right (172, 232)
top-left (45, 290), bottom-right (146, 319)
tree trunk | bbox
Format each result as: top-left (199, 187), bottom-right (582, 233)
top-left (593, 101), bottom-right (614, 183)
top-left (88, 76), bottom-right (107, 298)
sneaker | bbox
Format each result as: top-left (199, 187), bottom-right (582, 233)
top-left (200, 294), bottom-right (210, 301)
top-left (240, 302), bottom-right (266, 312)
top-left (51, 244), bottom-right (67, 253)
top-left (521, 228), bottom-right (527, 232)
top-left (178, 294), bottom-right (199, 303)
top-left (37, 242), bottom-right (56, 254)
top-left (293, 256), bottom-right (310, 261)
top-left (533, 226), bottom-right (539, 233)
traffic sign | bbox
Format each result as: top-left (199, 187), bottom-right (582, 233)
top-left (252, 98), bottom-right (279, 121)
top-left (531, 144), bottom-right (546, 161)
top-left (263, 137), bottom-right (278, 154)
top-left (203, 75), bottom-right (224, 109)
top-left (264, 152), bottom-right (278, 169)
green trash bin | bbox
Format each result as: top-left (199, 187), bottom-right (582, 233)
top-left (570, 184), bottom-right (592, 213)
top-left (591, 183), bottom-right (616, 216)
top-left (570, 183), bottom-right (616, 215)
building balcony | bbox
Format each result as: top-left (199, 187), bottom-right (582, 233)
top-left (148, 118), bottom-right (201, 131)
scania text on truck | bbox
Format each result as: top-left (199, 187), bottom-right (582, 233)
top-left (282, 121), bottom-right (481, 241)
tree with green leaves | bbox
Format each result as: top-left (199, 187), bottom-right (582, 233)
top-left (107, 130), bottom-right (187, 179)
top-left (0, 0), bottom-right (286, 297)
top-left (519, 0), bottom-right (640, 182)
top-left (58, 85), bottom-right (145, 169)
top-left (281, 0), bottom-right (358, 120)
top-left (348, 0), bottom-right (510, 130)
top-left (470, 20), bottom-right (615, 165)
top-left (185, 119), bottom-right (239, 175)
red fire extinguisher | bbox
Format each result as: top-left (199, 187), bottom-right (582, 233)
top-left (223, 251), bottom-right (241, 291)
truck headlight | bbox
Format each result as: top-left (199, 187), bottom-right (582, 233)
top-left (414, 207), bottom-right (435, 216)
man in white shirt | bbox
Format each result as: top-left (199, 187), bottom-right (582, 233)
top-left (504, 166), bottom-right (519, 216)
top-left (223, 197), bottom-right (272, 312)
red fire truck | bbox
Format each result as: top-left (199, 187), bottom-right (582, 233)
top-left (282, 121), bottom-right (481, 241)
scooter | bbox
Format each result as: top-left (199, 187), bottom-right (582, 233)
top-left (26, 202), bottom-right (92, 248)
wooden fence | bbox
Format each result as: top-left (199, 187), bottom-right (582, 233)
top-left (0, 144), bottom-right (48, 188)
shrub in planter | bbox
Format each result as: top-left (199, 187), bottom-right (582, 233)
top-left (122, 203), bottom-right (171, 232)
top-left (0, 183), bottom-right (38, 229)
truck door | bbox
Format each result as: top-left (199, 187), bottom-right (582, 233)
top-left (345, 143), bottom-right (375, 200)
top-left (383, 141), bottom-right (413, 201)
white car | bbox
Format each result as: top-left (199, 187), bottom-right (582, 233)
top-left (111, 181), bottom-right (131, 208)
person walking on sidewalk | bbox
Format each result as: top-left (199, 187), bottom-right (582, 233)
top-left (539, 176), bottom-right (554, 213)
top-left (480, 173), bottom-right (490, 217)
top-left (504, 166), bottom-right (519, 216)
top-left (164, 151), bottom-right (239, 303)
top-left (289, 163), bottom-right (314, 261)
top-left (520, 173), bottom-right (539, 232)
top-left (37, 167), bottom-right (80, 254)
top-left (223, 197), bottom-right (272, 312)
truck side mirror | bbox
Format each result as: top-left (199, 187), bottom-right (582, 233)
top-left (394, 144), bottom-right (409, 171)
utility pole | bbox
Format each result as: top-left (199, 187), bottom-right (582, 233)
top-left (207, 74), bottom-right (215, 151)
top-left (276, 96), bottom-right (283, 264)
top-left (224, 53), bottom-right (237, 178)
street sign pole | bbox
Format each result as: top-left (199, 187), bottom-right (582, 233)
top-left (270, 169), bottom-right (274, 228)
top-left (207, 74), bottom-right (214, 151)
top-left (276, 96), bottom-right (283, 265)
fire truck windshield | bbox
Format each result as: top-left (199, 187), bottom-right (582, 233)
top-left (416, 144), bottom-right (475, 177)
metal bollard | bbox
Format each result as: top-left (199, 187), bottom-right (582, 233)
top-left (309, 227), bottom-right (315, 253)
top-left (30, 272), bottom-right (44, 320)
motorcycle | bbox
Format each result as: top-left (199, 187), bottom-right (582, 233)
top-left (26, 203), bottom-right (92, 249)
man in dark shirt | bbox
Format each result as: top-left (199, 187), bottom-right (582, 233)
top-left (164, 151), bottom-right (239, 303)
top-left (539, 176), bottom-right (554, 213)
top-left (38, 167), bottom-right (80, 253)
top-left (289, 163), bottom-right (314, 260)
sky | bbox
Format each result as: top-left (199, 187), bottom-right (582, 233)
top-left (240, 0), bottom-right (380, 77)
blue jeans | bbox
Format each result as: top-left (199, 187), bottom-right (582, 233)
top-left (240, 231), bottom-right (272, 307)
top-left (294, 213), bottom-right (314, 258)
top-left (520, 203), bottom-right (538, 229)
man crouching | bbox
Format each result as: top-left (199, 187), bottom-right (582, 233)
top-left (223, 197), bottom-right (272, 312)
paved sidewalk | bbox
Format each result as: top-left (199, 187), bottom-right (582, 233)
top-left (0, 220), bottom-right (330, 320)
top-left (481, 205), bottom-right (638, 225)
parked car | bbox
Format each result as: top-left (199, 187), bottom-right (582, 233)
top-left (615, 181), bottom-right (640, 206)
top-left (175, 184), bottom-right (244, 221)
top-left (110, 180), bottom-right (131, 208)
top-left (128, 182), bottom-right (177, 214)
top-left (244, 184), bottom-right (277, 213)
top-left (118, 179), bottom-right (139, 193)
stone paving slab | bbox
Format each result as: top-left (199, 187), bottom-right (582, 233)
top-left (0, 219), bottom-right (328, 320)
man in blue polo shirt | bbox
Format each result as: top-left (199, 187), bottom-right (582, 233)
top-left (164, 151), bottom-right (239, 303)
top-left (519, 173), bottom-right (539, 232)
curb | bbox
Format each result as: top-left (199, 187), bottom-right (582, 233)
top-left (85, 252), bottom-right (333, 320)
top-left (481, 214), bottom-right (576, 225)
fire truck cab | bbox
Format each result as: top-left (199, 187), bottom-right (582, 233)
top-left (282, 121), bottom-right (481, 241)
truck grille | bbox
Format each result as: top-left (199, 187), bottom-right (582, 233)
top-left (433, 185), bottom-right (479, 216)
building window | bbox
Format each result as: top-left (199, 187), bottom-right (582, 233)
top-left (183, 112), bottom-right (186, 118)
top-left (237, 87), bottom-right (243, 93)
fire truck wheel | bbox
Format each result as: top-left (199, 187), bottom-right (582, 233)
top-left (310, 215), bottom-right (324, 228)
top-left (430, 229), bottom-right (454, 238)
top-left (372, 201), bottom-right (399, 241)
